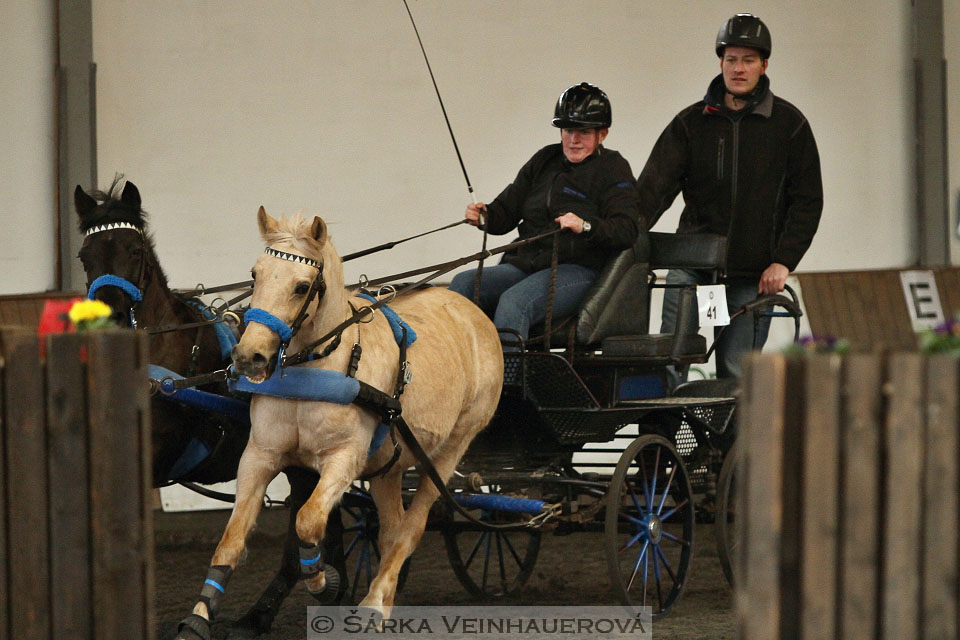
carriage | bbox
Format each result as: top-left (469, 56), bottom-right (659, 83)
top-left (75, 181), bottom-right (801, 635)
top-left (376, 229), bottom-right (799, 617)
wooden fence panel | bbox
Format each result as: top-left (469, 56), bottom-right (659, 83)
top-left (0, 329), bottom-right (152, 640)
top-left (739, 352), bottom-right (960, 639)
top-left (779, 358), bottom-right (805, 640)
top-left (881, 353), bottom-right (923, 640)
top-left (795, 271), bottom-right (918, 351)
top-left (922, 356), bottom-right (959, 639)
top-left (739, 354), bottom-right (786, 640)
top-left (934, 269), bottom-right (960, 318)
top-left (88, 332), bottom-right (154, 640)
top-left (45, 334), bottom-right (92, 640)
top-left (1, 329), bottom-right (51, 640)
top-left (0, 293), bottom-right (81, 329)
top-left (839, 354), bottom-right (882, 640)
top-left (0, 335), bottom-right (8, 640)
top-left (800, 354), bottom-right (841, 640)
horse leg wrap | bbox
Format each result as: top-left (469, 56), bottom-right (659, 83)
top-left (300, 542), bottom-right (342, 603)
top-left (175, 614), bottom-right (212, 640)
top-left (198, 565), bottom-right (233, 620)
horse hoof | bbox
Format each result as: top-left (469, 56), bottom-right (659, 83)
top-left (308, 565), bottom-right (342, 604)
top-left (175, 614), bottom-right (212, 640)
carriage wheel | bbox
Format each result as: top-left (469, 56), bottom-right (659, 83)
top-left (604, 434), bottom-right (694, 618)
top-left (340, 488), bottom-right (410, 604)
top-left (442, 490), bottom-right (542, 600)
top-left (715, 439), bottom-right (742, 587)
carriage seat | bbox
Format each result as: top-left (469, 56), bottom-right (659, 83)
top-left (577, 232), bottom-right (726, 358)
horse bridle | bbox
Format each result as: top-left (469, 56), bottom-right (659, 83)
top-left (84, 222), bottom-right (148, 328)
top-left (243, 246), bottom-right (326, 366)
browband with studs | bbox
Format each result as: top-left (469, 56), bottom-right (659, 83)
top-left (264, 247), bottom-right (321, 270)
top-left (85, 222), bottom-right (143, 237)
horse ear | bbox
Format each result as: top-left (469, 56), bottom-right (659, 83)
top-left (309, 217), bottom-right (327, 242)
top-left (121, 181), bottom-right (141, 208)
top-left (257, 206), bottom-right (279, 237)
top-left (74, 185), bottom-right (97, 218)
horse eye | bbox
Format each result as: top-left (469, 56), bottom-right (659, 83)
top-left (294, 283), bottom-right (310, 296)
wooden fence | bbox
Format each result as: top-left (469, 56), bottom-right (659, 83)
top-left (0, 328), bottom-right (153, 640)
top-left (795, 268), bottom-right (960, 351)
top-left (737, 352), bottom-right (959, 640)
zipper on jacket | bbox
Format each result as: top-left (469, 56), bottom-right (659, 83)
top-left (716, 137), bottom-right (725, 181)
top-left (725, 119), bottom-right (740, 243)
top-left (730, 120), bottom-right (739, 209)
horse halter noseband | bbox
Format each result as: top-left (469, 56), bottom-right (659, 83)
top-left (244, 246), bottom-right (326, 359)
top-left (84, 222), bottom-right (147, 327)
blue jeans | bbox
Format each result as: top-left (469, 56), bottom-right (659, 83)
top-left (449, 263), bottom-right (598, 344)
top-left (660, 269), bottom-right (771, 379)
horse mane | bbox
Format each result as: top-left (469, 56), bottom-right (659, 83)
top-left (76, 174), bottom-right (149, 233)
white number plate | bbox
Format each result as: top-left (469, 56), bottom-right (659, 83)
top-left (697, 284), bottom-right (730, 327)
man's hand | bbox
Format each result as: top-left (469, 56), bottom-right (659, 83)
top-left (758, 263), bottom-right (790, 295)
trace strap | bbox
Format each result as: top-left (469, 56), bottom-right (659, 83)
top-left (284, 229), bottom-right (562, 368)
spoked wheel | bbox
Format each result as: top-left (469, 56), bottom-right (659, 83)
top-left (715, 439), bottom-right (742, 586)
top-left (442, 488), bottom-right (542, 600)
top-left (340, 487), bottom-right (410, 604)
top-left (605, 434), bottom-right (694, 618)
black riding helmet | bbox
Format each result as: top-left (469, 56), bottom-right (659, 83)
top-left (715, 14), bottom-right (771, 59)
top-left (552, 82), bottom-right (612, 129)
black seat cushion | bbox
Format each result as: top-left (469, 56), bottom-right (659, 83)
top-left (601, 333), bottom-right (706, 357)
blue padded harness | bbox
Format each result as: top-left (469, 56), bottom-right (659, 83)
top-left (185, 300), bottom-right (238, 361)
top-left (228, 366), bottom-right (390, 456)
top-left (88, 274), bottom-right (143, 302)
top-left (149, 364), bottom-right (251, 480)
top-left (356, 293), bottom-right (417, 348)
top-left (244, 308), bottom-right (292, 342)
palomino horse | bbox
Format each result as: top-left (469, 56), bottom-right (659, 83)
top-left (174, 208), bottom-right (503, 638)
top-left (75, 179), bottom-right (339, 636)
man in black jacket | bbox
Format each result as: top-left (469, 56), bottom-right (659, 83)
top-left (638, 13), bottom-right (823, 378)
top-left (450, 82), bottom-right (640, 344)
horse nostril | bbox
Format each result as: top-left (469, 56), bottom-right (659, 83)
top-left (252, 352), bottom-right (267, 365)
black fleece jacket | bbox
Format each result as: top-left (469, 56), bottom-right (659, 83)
top-left (484, 143), bottom-right (640, 273)
top-left (638, 75), bottom-right (823, 277)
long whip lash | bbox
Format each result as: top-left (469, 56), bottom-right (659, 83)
top-left (403, 0), bottom-right (477, 204)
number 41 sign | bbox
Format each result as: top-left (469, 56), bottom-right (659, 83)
top-left (697, 285), bottom-right (730, 327)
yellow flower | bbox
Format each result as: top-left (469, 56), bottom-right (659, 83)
top-left (68, 299), bottom-right (113, 325)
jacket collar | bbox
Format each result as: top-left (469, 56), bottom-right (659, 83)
top-left (561, 144), bottom-right (604, 169)
top-left (703, 74), bottom-right (772, 118)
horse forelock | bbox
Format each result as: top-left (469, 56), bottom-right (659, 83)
top-left (263, 213), bottom-right (344, 292)
top-left (77, 176), bottom-right (149, 234)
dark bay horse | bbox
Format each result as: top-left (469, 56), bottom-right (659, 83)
top-left (75, 178), bottom-right (342, 637)
top-left (174, 208), bottom-right (503, 637)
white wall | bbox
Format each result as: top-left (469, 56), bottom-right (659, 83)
top-left (948, 0), bottom-right (960, 265)
top-left (87, 0), bottom-right (917, 292)
top-left (0, 1), bottom-right (57, 294)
